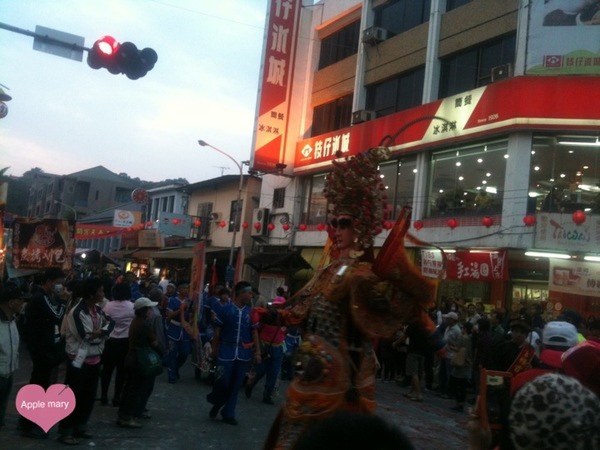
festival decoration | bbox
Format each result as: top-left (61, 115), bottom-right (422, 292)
top-left (299, 224), bottom-right (307, 231)
top-left (523, 215), bottom-right (536, 226)
top-left (267, 223), bottom-right (275, 231)
top-left (482, 216), bottom-right (493, 227)
top-left (447, 218), bottom-right (458, 229)
top-left (219, 221), bottom-right (226, 228)
top-left (282, 223), bottom-right (290, 231)
top-left (572, 210), bottom-right (586, 225)
top-left (413, 220), bottom-right (424, 230)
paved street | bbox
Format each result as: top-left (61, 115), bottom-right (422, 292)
top-left (3, 346), bottom-right (469, 449)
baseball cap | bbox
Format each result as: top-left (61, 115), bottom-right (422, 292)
top-left (542, 321), bottom-right (579, 348)
top-left (442, 312), bottom-right (458, 321)
top-left (134, 297), bottom-right (158, 310)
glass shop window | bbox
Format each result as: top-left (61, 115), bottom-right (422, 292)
top-left (428, 140), bottom-right (508, 217)
top-left (379, 157), bottom-right (417, 220)
top-left (529, 135), bottom-right (600, 214)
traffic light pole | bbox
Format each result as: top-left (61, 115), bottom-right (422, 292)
top-left (0, 22), bottom-right (90, 52)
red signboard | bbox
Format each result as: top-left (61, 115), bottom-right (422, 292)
top-left (294, 76), bottom-right (600, 173)
top-left (422, 249), bottom-right (508, 282)
top-left (12, 219), bottom-right (75, 271)
top-left (252, 0), bottom-right (302, 172)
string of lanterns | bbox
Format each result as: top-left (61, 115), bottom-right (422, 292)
top-left (124, 209), bottom-right (588, 233)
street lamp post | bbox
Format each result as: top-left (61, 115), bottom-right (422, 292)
top-left (54, 200), bottom-right (78, 221)
top-left (198, 140), bottom-right (246, 283)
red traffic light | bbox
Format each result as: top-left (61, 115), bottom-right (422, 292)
top-left (87, 36), bottom-right (120, 70)
top-left (87, 36), bottom-right (157, 79)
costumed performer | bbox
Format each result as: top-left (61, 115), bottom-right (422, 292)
top-left (261, 147), bottom-right (442, 450)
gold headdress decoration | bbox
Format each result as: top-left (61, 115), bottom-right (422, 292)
top-left (324, 147), bottom-right (391, 250)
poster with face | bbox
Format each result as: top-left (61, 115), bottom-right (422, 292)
top-left (12, 218), bottom-right (75, 270)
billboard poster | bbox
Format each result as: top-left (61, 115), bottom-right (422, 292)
top-left (549, 258), bottom-right (600, 298)
top-left (422, 249), bottom-right (508, 281)
top-left (251, 0), bottom-right (302, 172)
top-left (12, 218), bottom-right (75, 271)
top-left (526, 0), bottom-right (600, 75)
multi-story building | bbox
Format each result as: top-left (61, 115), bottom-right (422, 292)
top-left (26, 165), bottom-right (137, 220)
top-left (248, 0), bottom-right (600, 319)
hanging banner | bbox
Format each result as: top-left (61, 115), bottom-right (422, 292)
top-left (190, 240), bottom-right (206, 305)
top-left (526, 0), bottom-right (600, 75)
top-left (251, 0), bottom-right (302, 172)
top-left (75, 224), bottom-right (127, 240)
top-left (12, 219), bottom-right (75, 270)
top-left (549, 258), bottom-right (600, 298)
top-left (421, 249), bottom-right (508, 281)
top-left (534, 213), bottom-right (600, 252)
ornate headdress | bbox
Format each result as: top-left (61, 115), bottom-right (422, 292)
top-left (324, 147), bottom-right (390, 249)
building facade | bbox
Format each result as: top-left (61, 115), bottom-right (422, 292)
top-left (249, 0), bottom-right (600, 319)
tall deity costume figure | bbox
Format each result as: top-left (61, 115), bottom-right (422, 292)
top-left (262, 147), bottom-right (441, 450)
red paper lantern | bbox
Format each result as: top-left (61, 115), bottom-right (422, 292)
top-left (146, 221), bottom-right (153, 227)
top-left (482, 216), bottom-right (493, 228)
top-left (194, 219), bottom-right (201, 227)
top-left (267, 223), bottom-right (275, 231)
top-left (572, 210), bottom-right (586, 225)
top-left (413, 220), bottom-right (424, 230)
top-left (253, 222), bottom-right (261, 230)
top-left (126, 227), bottom-right (132, 232)
top-left (219, 220), bottom-right (227, 228)
top-left (523, 215), bottom-right (536, 226)
top-left (317, 223), bottom-right (326, 231)
top-left (299, 224), bottom-right (307, 231)
top-left (172, 218), bottom-right (180, 225)
top-left (282, 223), bottom-right (290, 231)
top-left (242, 222), bottom-right (249, 229)
top-left (447, 218), bottom-right (458, 229)
top-left (383, 220), bottom-right (393, 230)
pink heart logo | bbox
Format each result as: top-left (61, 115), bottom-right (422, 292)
top-left (16, 384), bottom-right (76, 433)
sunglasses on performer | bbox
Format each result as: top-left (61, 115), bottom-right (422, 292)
top-left (330, 218), bottom-right (353, 230)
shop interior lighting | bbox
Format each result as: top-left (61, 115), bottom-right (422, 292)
top-left (525, 251), bottom-right (571, 259)
top-left (557, 137), bottom-right (600, 147)
top-left (584, 256), bottom-right (600, 262)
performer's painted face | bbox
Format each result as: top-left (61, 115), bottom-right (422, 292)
top-left (331, 214), bottom-right (356, 252)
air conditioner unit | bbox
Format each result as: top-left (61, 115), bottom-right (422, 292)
top-left (362, 26), bottom-right (388, 45)
top-left (251, 208), bottom-right (270, 237)
top-left (491, 63), bottom-right (512, 82)
top-left (209, 212), bottom-right (222, 221)
top-left (352, 110), bottom-right (376, 125)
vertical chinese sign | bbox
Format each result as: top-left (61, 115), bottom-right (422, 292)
top-left (12, 219), bottom-right (75, 271)
top-left (252, 0), bottom-right (302, 172)
top-left (527, 0), bottom-right (600, 75)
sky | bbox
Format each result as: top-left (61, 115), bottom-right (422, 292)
top-left (0, 0), bottom-right (270, 184)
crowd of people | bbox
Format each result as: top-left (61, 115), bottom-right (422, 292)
top-left (0, 147), bottom-right (599, 449)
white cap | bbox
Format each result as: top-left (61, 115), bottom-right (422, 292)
top-left (134, 297), bottom-right (158, 310)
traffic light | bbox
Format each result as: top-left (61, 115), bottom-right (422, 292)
top-left (87, 36), bottom-right (157, 80)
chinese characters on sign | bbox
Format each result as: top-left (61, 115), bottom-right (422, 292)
top-left (421, 250), bottom-right (508, 282)
top-left (253, 0), bottom-right (302, 172)
top-left (550, 259), bottom-right (600, 298)
top-left (12, 219), bottom-right (75, 271)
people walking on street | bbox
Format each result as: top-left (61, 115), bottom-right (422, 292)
top-left (100, 282), bottom-right (135, 407)
top-left (246, 296), bottom-right (287, 405)
top-left (207, 281), bottom-right (259, 425)
top-left (403, 320), bottom-right (431, 402)
top-left (118, 297), bottom-right (164, 428)
top-left (58, 277), bottom-right (114, 445)
top-left (439, 311), bottom-right (461, 398)
top-left (0, 284), bottom-right (25, 432)
top-left (19, 267), bottom-right (67, 439)
top-left (165, 282), bottom-right (194, 383)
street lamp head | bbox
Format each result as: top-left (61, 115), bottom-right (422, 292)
top-left (198, 140), bottom-right (208, 147)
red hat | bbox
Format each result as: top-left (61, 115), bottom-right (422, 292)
top-left (561, 340), bottom-right (600, 397)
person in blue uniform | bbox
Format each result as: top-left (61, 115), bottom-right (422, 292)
top-left (206, 281), bottom-right (260, 425)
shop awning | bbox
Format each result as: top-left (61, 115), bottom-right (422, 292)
top-left (244, 251), bottom-right (312, 273)
top-left (149, 246), bottom-right (229, 260)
